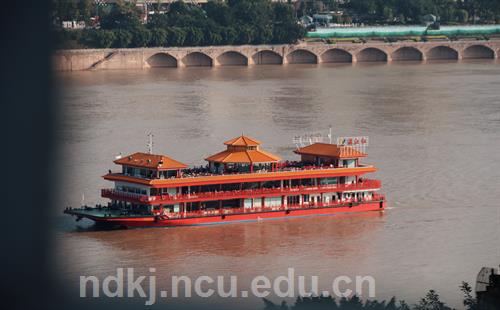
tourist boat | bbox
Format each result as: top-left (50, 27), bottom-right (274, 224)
top-left (64, 135), bottom-right (385, 228)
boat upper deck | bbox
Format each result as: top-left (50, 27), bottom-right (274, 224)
top-left (104, 162), bottom-right (377, 187)
top-left (107, 136), bottom-right (375, 187)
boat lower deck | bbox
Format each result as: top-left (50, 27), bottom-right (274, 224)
top-left (64, 199), bottom-right (385, 228)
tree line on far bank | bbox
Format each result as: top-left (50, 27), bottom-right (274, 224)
top-left (53, 0), bottom-right (305, 49)
top-left (343, 0), bottom-right (500, 25)
top-left (263, 283), bottom-right (481, 310)
top-left (52, 0), bottom-right (500, 50)
top-left (296, 0), bottom-right (500, 25)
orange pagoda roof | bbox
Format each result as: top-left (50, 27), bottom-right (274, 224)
top-left (206, 149), bottom-right (281, 163)
top-left (224, 135), bottom-right (261, 146)
top-left (294, 143), bottom-right (367, 158)
top-left (114, 152), bottom-right (187, 170)
top-left (206, 135), bottom-right (281, 164)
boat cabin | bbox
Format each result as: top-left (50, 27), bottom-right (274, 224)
top-left (114, 152), bottom-right (187, 179)
top-left (205, 135), bottom-right (281, 174)
top-left (293, 143), bottom-right (367, 168)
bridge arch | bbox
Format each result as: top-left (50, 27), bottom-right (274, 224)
top-left (462, 45), bottom-right (495, 59)
top-left (252, 50), bottom-right (283, 65)
top-left (216, 51), bottom-right (248, 66)
top-left (427, 46), bottom-right (459, 60)
top-left (182, 52), bottom-right (213, 67)
top-left (357, 47), bottom-right (388, 62)
top-left (286, 49), bottom-right (317, 64)
top-left (321, 48), bottom-right (352, 63)
top-left (391, 47), bottom-right (423, 61)
top-left (146, 52), bottom-right (177, 68)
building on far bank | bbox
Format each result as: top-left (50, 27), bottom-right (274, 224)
top-left (61, 20), bottom-right (86, 29)
top-left (313, 13), bottom-right (332, 27)
top-left (476, 266), bottom-right (500, 310)
top-left (421, 14), bottom-right (437, 26)
top-left (300, 15), bottom-right (313, 27)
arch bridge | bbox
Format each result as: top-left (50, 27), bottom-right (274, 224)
top-left (54, 40), bottom-right (500, 71)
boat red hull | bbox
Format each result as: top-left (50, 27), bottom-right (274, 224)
top-left (88, 201), bottom-right (385, 228)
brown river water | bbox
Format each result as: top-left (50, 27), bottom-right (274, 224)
top-left (54, 61), bottom-right (500, 309)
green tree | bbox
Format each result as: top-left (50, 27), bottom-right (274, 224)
top-left (78, 29), bottom-right (95, 47)
top-left (166, 27), bottom-right (186, 46)
top-left (167, 1), bottom-right (207, 27)
top-left (272, 2), bottom-right (304, 44)
top-left (383, 6), bottom-right (395, 22)
top-left (77, 0), bottom-right (94, 21)
top-left (53, 0), bottom-right (79, 21)
top-left (149, 28), bottom-right (167, 47)
top-left (455, 8), bottom-right (469, 23)
top-left (112, 29), bottom-right (132, 47)
top-left (221, 27), bottom-right (238, 45)
top-left (253, 25), bottom-right (273, 44)
top-left (95, 30), bottom-right (115, 48)
top-left (414, 290), bottom-right (452, 310)
top-left (460, 282), bottom-right (477, 310)
top-left (272, 22), bottom-right (304, 44)
top-left (147, 14), bottom-right (170, 29)
top-left (54, 0), bottom-right (306, 48)
top-left (235, 25), bottom-right (254, 44)
top-left (205, 0), bottom-right (232, 26)
top-left (203, 22), bottom-right (224, 45)
top-left (184, 27), bottom-right (204, 46)
top-left (130, 27), bottom-right (151, 47)
top-left (100, 1), bottom-right (141, 30)
top-left (54, 29), bottom-right (85, 49)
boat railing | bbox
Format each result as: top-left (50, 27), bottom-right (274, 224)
top-left (107, 163), bottom-right (374, 180)
top-left (180, 163), bottom-right (372, 178)
top-left (101, 189), bottom-right (152, 203)
top-left (102, 179), bottom-right (381, 203)
top-left (74, 193), bottom-right (385, 219)
top-left (165, 196), bottom-right (384, 218)
top-left (372, 193), bottom-right (386, 201)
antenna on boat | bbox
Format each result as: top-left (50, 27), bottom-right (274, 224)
top-left (147, 133), bottom-right (154, 154)
top-left (293, 131), bottom-right (324, 149)
top-left (293, 136), bottom-right (301, 149)
top-left (328, 125), bottom-right (332, 144)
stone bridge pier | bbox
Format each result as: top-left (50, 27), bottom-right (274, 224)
top-left (53, 40), bottom-right (500, 71)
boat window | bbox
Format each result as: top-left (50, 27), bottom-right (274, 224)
top-left (261, 181), bottom-right (280, 189)
top-left (125, 166), bottom-right (134, 175)
top-left (320, 177), bottom-right (337, 185)
top-left (200, 184), bottom-right (220, 192)
top-left (242, 182), bottom-right (260, 190)
top-left (221, 183), bottom-right (240, 191)
top-left (287, 195), bottom-right (300, 204)
top-left (264, 196), bottom-right (281, 207)
top-left (202, 200), bottom-right (220, 209)
top-left (221, 199), bottom-right (239, 208)
top-left (300, 178), bottom-right (313, 186)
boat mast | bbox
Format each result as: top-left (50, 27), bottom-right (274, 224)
top-left (328, 125), bottom-right (332, 144)
top-left (147, 133), bottom-right (154, 154)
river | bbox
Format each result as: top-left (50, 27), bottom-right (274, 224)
top-left (54, 60), bottom-right (500, 309)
